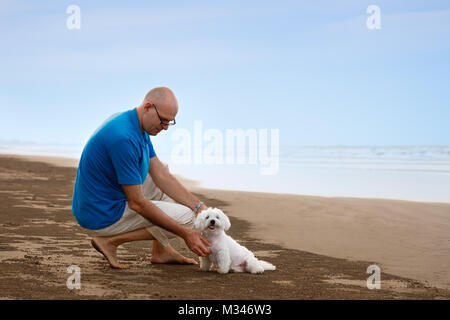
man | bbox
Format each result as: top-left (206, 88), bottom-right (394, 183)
top-left (72, 87), bottom-right (211, 269)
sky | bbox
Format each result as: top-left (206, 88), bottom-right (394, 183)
top-left (1, 0), bottom-right (449, 150)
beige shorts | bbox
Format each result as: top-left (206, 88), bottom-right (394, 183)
top-left (85, 169), bottom-right (195, 248)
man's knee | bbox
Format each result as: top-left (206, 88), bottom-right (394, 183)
top-left (152, 200), bottom-right (196, 228)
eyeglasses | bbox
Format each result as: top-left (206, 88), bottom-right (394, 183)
top-left (152, 103), bottom-right (176, 126)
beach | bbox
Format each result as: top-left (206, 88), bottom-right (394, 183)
top-left (0, 154), bottom-right (449, 299)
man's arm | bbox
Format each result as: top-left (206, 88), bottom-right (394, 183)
top-left (121, 184), bottom-right (210, 257)
top-left (148, 156), bottom-right (208, 213)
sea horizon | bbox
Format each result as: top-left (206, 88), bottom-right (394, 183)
top-left (1, 140), bottom-right (449, 204)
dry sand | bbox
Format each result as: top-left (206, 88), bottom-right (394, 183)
top-left (192, 188), bottom-right (450, 290)
top-left (4, 154), bottom-right (80, 168)
top-left (0, 154), bottom-right (449, 299)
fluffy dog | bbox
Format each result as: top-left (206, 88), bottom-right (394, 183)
top-left (194, 207), bottom-right (276, 274)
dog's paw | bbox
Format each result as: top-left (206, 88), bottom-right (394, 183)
top-left (249, 266), bottom-right (264, 274)
top-left (217, 268), bottom-right (229, 274)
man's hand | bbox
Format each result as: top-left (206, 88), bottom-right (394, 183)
top-left (183, 228), bottom-right (211, 257)
top-left (197, 204), bottom-right (208, 214)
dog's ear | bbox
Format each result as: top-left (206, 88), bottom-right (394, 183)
top-left (193, 212), bottom-right (205, 231)
top-left (221, 210), bottom-right (231, 231)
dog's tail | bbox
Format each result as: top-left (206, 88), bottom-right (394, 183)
top-left (258, 260), bottom-right (276, 271)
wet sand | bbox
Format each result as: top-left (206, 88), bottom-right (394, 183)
top-left (0, 154), bottom-right (449, 299)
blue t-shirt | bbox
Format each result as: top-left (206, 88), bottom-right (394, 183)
top-left (72, 108), bottom-right (156, 230)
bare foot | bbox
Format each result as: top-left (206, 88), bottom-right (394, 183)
top-left (150, 243), bottom-right (198, 265)
top-left (91, 238), bottom-right (129, 269)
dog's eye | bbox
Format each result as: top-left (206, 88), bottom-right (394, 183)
top-left (216, 216), bottom-right (219, 219)
top-left (206, 216), bottom-right (209, 219)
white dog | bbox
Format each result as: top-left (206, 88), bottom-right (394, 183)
top-left (194, 207), bottom-right (276, 274)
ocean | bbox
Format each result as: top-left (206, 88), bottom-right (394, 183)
top-left (1, 141), bottom-right (449, 203)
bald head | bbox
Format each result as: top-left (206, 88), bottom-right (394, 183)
top-left (141, 87), bottom-right (178, 115)
top-left (137, 87), bottom-right (178, 136)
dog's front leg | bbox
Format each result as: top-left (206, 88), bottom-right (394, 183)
top-left (200, 256), bottom-right (212, 271)
top-left (216, 250), bottom-right (231, 274)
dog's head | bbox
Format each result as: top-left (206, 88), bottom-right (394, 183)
top-left (194, 207), bottom-right (231, 234)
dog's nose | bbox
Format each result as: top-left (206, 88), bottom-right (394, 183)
top-left (210, 219), bottom-right (215, 225)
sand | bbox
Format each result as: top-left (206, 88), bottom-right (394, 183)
top-left (0, 154), bottom-right (449, 299)
top-left (192, 188), bottom-right (450, 290)
top-left (4, 154), bottom-right (80, 168)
